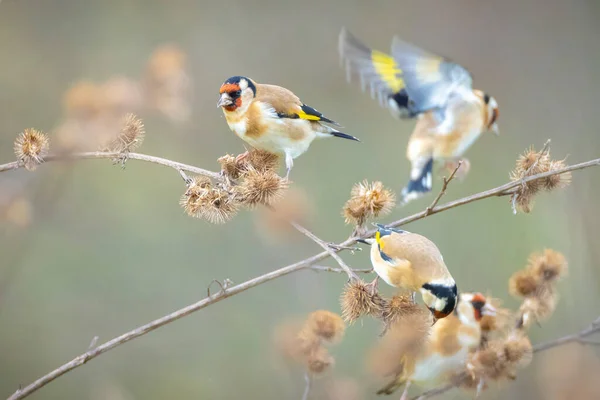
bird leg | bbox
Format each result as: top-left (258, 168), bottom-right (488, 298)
top-left (235, 150), bottom-right (249, 163)
top-left (284, 152), bottom-right (294, 181)
top-left (399, 381), bottom-right (411, 400)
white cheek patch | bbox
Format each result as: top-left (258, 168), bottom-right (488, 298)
top-left (239, 79), bottom-right (248, 90)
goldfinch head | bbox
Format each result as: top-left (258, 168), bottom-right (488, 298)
top-left (481, 91), bottom-right (499, 135)
top-left (456, 292), bottom-right (496, 323)
top-left (420, 279), bottom-right (458, 320)
top-left (217, 76), bottom-right (256, 112)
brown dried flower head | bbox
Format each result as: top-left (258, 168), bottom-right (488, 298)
top-left (102, 76), bottom-right (143, 116)
top-left (340, 280), bottom-right (385, 323)
top-left (509, 269), bottom-right (540, 298)
top-left (510, 146), bottom-right (572, 213)
top-left (305, 310), bottom-right (346, 344)
top-left (544, 159), bottom-right (572, 190)
top-left (468, 346), bottom-right (508, 381)
top-left (102, 113), bottom-right (145, 153)
top-left (14, 129), bottom-right (50, 171)
top-left (502, 334), bottom-right (533, 368)
top-left (246, 149), bottom-right (280, 173)
top-left (518, 287), bottom-right (557, 328)
top-left (343, 180), bottom-right (396, 227)
top-left (63, 81), bottom-right (108, 119)
top-left (273, 320), bottom-right (307, 363)
top-left (218, 154), bottom-right (245, 180)
top-left (381, 294), bottom-right (423, 327)
top-left (529, 249), bottom-right (568, 282)
top-left (239, 167), bottom-right (288, 207)
top-left (179, 177), bottom-right (239, 224)
top-left (306, 346), bottom-right (334, 374)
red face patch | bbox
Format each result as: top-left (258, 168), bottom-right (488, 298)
top-left (223, 97), bottom-right (242, 112)
top-left (220, 83), bottom-right (240, 94)
top-left (472, 293), bottom-right (486, 304)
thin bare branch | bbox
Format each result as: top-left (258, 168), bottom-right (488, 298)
top-left (289, 220), bottom-right (360, 281)
top-left (409, 315), bottom-right (600, 400)
top-left (309, 265), bottom-right (373, 274)
top-left (3, 151), bottom-right (599, 400)
top-left (425, 160), bottom-right (462, 215)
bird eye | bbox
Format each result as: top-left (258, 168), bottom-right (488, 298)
top-left (231, 90), bottom-right (242, 97)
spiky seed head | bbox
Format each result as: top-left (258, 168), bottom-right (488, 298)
top-left (543, 160), bottom-right (572, 190)
top-left (381, 295), bottom-right (422, 327)
top-left (14, 129), bottom-right (50, 171)
top-left (306, 346), bottom-right (334, 374)
top-left (239, 167), bottom-right (287, 207)
top-left (199, 187), bottom-right (240, 224)
top-left (218, 154), bottom-right (245, 179)
top-left (102, 113), bottom-right (145, 153)
top-left (63, 81), bottom-right (107, 118)
top-left (343, 180), bottom-right (395, 226)
top-left (509, 270), bottom-right (540, 298)
top-left (305, 310), bottom-right (345, 344)
top-left (529, 249), bottom-right (568, 282)
top-left (340, 280), bottom-right (385, 323)
top-left (246, 149), bottom-right (280, 173)
top-left (503, 334), bottom-right (533, 368)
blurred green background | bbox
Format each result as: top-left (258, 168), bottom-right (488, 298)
top-left (1, 0), bottom-right (600, 399)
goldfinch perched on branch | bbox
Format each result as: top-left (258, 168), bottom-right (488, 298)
top-left (217, 76), bottom-right (359, 179)
top-left (358, 225), bottom-right (458, 320)
top-left (339, 29), bottom-right (499, 203)
top-left (377, 292), bottom-right (496, 399)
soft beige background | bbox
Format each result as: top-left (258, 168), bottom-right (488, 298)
top-left (1, 1), bottom-right (599, 399)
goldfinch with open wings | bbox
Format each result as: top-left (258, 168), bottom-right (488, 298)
top-left (217, 76), bottom-right (359, 179)
top-left (377, 292), bottom-right (497, 399)
top-left (339, 29), bottom-right (499, 203)
top-left (359, 225), bottom-right (458, 320)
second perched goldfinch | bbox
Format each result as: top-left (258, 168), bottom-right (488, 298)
top-left (339, 29), bottom-right (500, 203)
top-left (359, 224), bottom-right (458, 320)
top-left (217, 76), bottom-right (359, 179)
top-left (377, 292), bottom-right (497, 399)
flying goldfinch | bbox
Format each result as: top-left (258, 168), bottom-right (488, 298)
top-left (377, 292), bottom-right (497, 399)
top-left (217, 76), bottom-right (359, 179)
top-left (339, 29), bottom-right (499, 203)
top-left (358, 224), bottom-right (458, 320)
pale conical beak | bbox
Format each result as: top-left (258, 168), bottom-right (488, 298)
top-left (490, 122), bottom-right (499, 136)
top-left (217, 94), bottom-right (233, 108)
top-left (482, 303), bottom-right (497, 317)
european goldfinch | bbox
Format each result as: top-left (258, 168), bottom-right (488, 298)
top-left (339, 29), bottom-right (499, 203)
top-left (377, 292), bottom-right (496, 399)
top-left (358, 224), bottom-right (458, 320)
top-left (217, 76), bottom-right (359, 179)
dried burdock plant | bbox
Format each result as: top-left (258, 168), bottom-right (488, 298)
top-left (510, 145), bottom-right (572, 213)
top-left (340, 280), bottom-right (386, 323)
top-left (508, 249), bottom-right (566, 329)
top-left (102, 113), bottom-right (145, 154)
top-left (380, 294), bottom-right (423, 329)
top-left (246, 149), bottom-right (280, 173)
top-left (343, 180), bottom-right (395, 233)
top-left (305, 310), bottom-right (346, 344)
top-left (14, 129), bottom-right (50, 171)
top-left (142, 44), bottom-right (191, 123)
top-left (63, 81), bottom-right (107, 119)
top-left (102, 76), bottom-right (143, 117)
top-left (273, 310), bottom-right (345, 377)
top-left (238, 167), bottom-right (288, 207)
top-left (179, 176), bottom-right (240, 224)
top-left (218, 154), bottom-right (246, 180)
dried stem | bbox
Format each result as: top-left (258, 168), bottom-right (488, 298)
top-left (309, 265), bottom-right (373, 274)
top-left (425, 160), bottom-right (462, 215)
top-left (2, 151), bottom-right (599, 400)
top-left (409, 315), bottom-right (600, 400)
top-left (301, 372), bottom-right (311, 400)
top-left (289, 220), bottom-right (360, 281)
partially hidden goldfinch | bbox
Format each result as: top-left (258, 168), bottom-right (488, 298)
top-left (358, 224), bottom-right (458, 320)
top-left (339, 29), bottom-right (499, 203)
top-left (377, 292), bottom-right (496, 399)
top-left (217, 76), bottom-right (359, 179)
